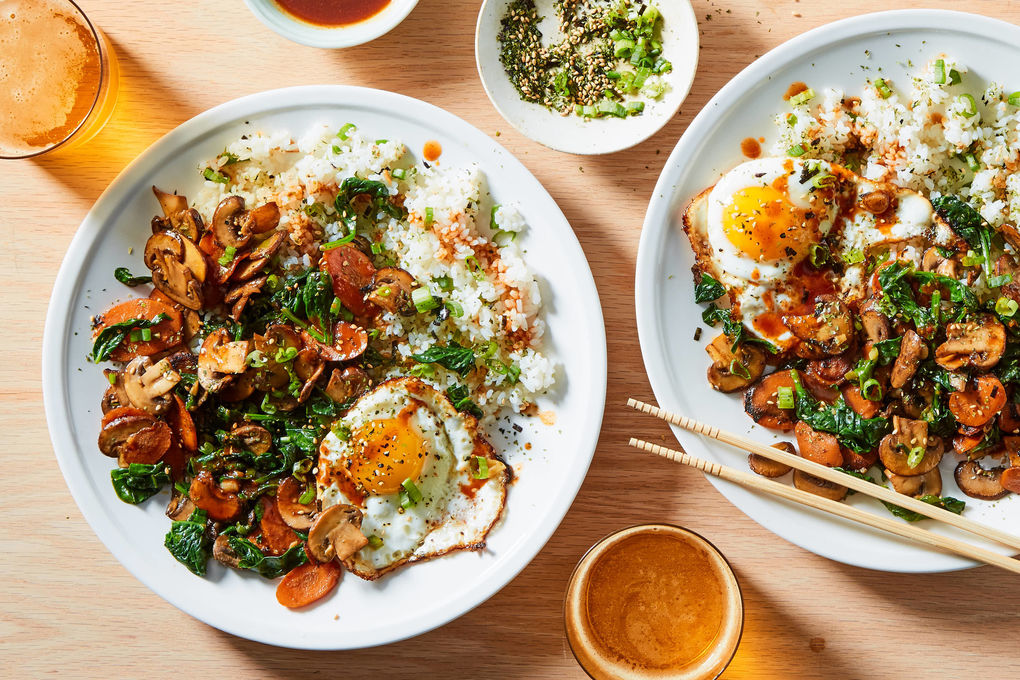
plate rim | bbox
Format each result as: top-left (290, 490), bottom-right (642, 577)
top-left (41, 84), bottom-right (608, 648)
top-left (635, 9), bottom-right (1020, 574)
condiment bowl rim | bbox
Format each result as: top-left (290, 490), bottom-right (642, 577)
top-left (242, 0), bottom-right (419, 49)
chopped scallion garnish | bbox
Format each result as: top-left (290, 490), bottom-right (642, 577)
top-left (140, 328), bottom-right (152, 342)
top-left (906, 445), bottom-right (925, 469)
top-left (995, 296), bottom-right (1018, 318)
top-left (434, 274), bottom-right (454, 292)
top-left (218, 246), bottom-right (237, 266)
top-left (391, 167), bottom-right (406, 180)
top-left (445, 300), bottom-right (464, 317)
top-left (411, 286), bottom-right (438, 313)
top-left (789, 87), bottom-right (815, 106)
top-left (400, 478), bottom-right (423, 508)
top-left (424, 207), bottom-right (434, 226)
top-left (874, 78), bottom-right (892, 99)
top-left (367, 535), bottom-right (383, 548)
top-left (934, 58), bottom-right (946, 84)
top-left (337, 123), bottom-right (357, 140)
top-left (958, 93), bottom-right (977, 117)
top-left (776, 386), bottom-right (795, 410)
top-left (472, 456), bottom-right (490, 480)
top-left (107, 372), bottom-right (118, 385)
top-left (788, 144), bottom-right (807, 157)
top-left (1009, 92), bottom-right (1020, 107)
top-left (809, 244), bottom-right (829, 268)
top-left (861, 378), bottom-right (883, 401)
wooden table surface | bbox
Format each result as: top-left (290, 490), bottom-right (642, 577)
top-left (4, 0), bottom-right (1020, 677)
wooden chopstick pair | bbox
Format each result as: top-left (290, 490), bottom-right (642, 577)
top-left (626, 398), bottom-right (1020, 575)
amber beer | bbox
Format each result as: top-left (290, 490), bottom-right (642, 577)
top-left (0, 0), bottom-right (117, 158)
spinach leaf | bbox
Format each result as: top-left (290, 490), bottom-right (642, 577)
top-left (694, 273), bottom-right (726, 304)
top-left (164, 509), bottom-right (210, 576)
top-left (878, 261), bottom-right (977, 330)
top-left (302, 270), bottom-right (334, 329)
top-left (284, 426), bottom-right (320, 454)
top-left (919, 383), bottom-right (957, 438)
top-left (411, 343), bottom-right (476, 376)
top-left (791, 370), bottom-right (890, 452)
top-left (931, 195), bottom-right (993, 278)
top-left (995, 345), bottom-right (1020, 384)
top-left (334, 177), bottom-right (402, 222)
top-left (90, 313), bottom-right (169, 362)
top-left (882, 494), bottom-right (966, 522)
top-left (702, 304), bottom-right (780, 354)
top-left (873, 337), bottom-right (903, 363)
top-left (114, 267), bottom-right (152, 287)
top-left (226, 537), bottom-right (307, 578)
top-left (446, 384), bottom-right (484, 418)
top-left (110, 463), bottom-right (170, 504)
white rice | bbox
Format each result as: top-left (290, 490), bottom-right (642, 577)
top-left (191, 123), bottom-right (555, 417)
top-left (771, 55), bottom-right (1020, 227)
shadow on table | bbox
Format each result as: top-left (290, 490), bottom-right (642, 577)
top-left (31, 38), bottom-right (200, 200)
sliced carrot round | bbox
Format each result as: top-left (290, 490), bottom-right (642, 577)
top-left (794, 420), bottom-right (843, 467)
top-left (169, 394), bottom-right (197, 451)
top-left (258, 496), bottom-right (299, 556)
top-left (1002, 467), bottom-right (1020, 494)
top-left (949, 374), bottom-right (1006, 427)
top-left (100, 406), bottom-right (149, 428)
top-left (276, 560), bottom-right (342, 609)
top-left (322, 245), bottom-right (377, 317)
top-left (94, 298), bottom-right (183, 361)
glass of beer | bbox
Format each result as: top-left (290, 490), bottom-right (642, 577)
top-left (565, 524), bottom-right (744, 680)
top-left (0, 0), bottom-right (119, 159)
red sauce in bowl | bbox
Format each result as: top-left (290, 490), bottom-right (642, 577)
top-left (274, 0), bottom-right (391, 27)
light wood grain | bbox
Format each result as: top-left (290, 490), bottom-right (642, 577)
top-left (3, 1), bottom-right (1020, 678)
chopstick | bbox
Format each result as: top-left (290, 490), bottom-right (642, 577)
top-left (627, 437), bottom-right (1020, 575)
top-left (627, 398), bottom-right (1020, 554)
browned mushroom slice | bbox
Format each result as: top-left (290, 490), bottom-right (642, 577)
top-left (213, 534), bottom-right (242, 568)
top-left (793, 469), bottom-right (848, 501)
top-left (228, 424), bottom-right (273, 454)
top-left (748, 441), bottom-right (795, 478)
top-left (308, 504), bottom-right (369, 563)
top-left (705, 334), bottom-right (766, 393)
top-left (859, 297), bottom-right (891, 343)
top-left (122, 356), bottom-right (181, 415)
top-left (198, 328), bottom-right (251, 393)
top-left (224, 275), bottom-right (268, 321)
top-left (258, 324), bottom-right (303, 356)
top-left (101, 369), bottom-right (130, 413)
top-left (890, 330), bottom-right (927, 389)
top-left (247, 201), bottom-right (280, 234)
top-left (212, 195), bottom-right (253, 249)
top-left (954, 460), bottom-right (1008, 500)
top-left (935, 315), bottom-right (1006, 371)
top-left (293, 348), bottom-right (326, 403)
top-left (887, 467), bottom-right (942, 498)
top-left (98, 413), bottom-right (172, 467)
top-left (324, 366), bottom-right (371, 403)
top-left (859, 189), bottom-right (892, 215)
top-left (189, 470), bottom-right (243, 521)
top-left (166, 491), bottom-right (196, 521)
top-left (98, 415), bottom-right (153, 457)
top-left (144, 231), bottom-right (208, 310)
top-left (233, 231), bottom-right (286, 281)
top-left (920, 246), bottom-right (961, 279)
top-left (744, 371), bottom-right (799, 432)
top-left (878, 416), bottom-right (943, 476)
top-left (152, 185), bottom-right (188, 216)
top-left (782, 295), bottom-right (852, 356)
top-left (277, 477), bottom-right (316, 530)
top-left (367, 267), bottom-right (416, 315)
top-left (218, 369), bottom-right (256, 402)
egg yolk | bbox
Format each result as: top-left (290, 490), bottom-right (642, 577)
top-left (348, 415), bottom-right (429, 496)
top-left (722, 185), bottom-right (815, 262)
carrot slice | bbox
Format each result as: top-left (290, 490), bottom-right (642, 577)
top-left (169, 394), bottom-right (198, 451)
top-left (949, 374), bottom-right (1006, 427)
top-left (101, 406), bottom-right (149, 427)
top-left (1002, 467), bottom-right (1020, 494)
top-left (276, 560), bottom-right (342, 609)
top-left (258, 496), bottom-right (299, 556)
top-left (794, 420), bottom-right (843, 467)
top-left (93, 298), bottom-right (183, 362)
top-left (321, 245), bottom-right (378, 317)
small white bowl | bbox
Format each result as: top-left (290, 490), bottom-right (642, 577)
top-left (475, 0), bottom-right (699, 155)
top-left (244, 0), bottom-right (418, 48)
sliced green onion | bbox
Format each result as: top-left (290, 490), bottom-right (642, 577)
top-left (424, 207), bottom-right (434, 226)
top-left (367, 535), bottom-right (384, 548)
top-left (605, 70), bottom-right (621, 80)
top-left (861, 378), bottom-right (883, 401)
top-left (843, 249), bottom-right (866, 265)
top-left (320, 232), bottom-right (357, 251)
top-left (989, 274), bottom-right (1013, 288)
top-left (1009, 92), bottom-right (1020, 107)
top-left (434, 274), bottom-right (453, 292)
top-left (203, 167), bottom-right (230, 184)
top-left (811, 173), bottom-right (835, 188)
top-left (788, 144), bottom-right (807, 157)
top-left (614, 38), bottom-right (635, 57)
top-left (329, 297), bottom-right (342, 317)
top-left (789, 87), bottom-right (816, 106)
top-left (996, 296), bottom-right (1018, 318)
top-left (934, 58), bottom-right (946, 84)
top-left (274, 346), bottom-right (298, 363)
top-left (472, 456), bottom-right (490, 480)
top-left (948, 68), bottom-right (962, 85)
top-left (107, 372), bottom-right (118, 385)
top-left (218, 246), bottom-right (237, 265)
top-left (337, 123), bottom-right (356, 140)
top-left (776, 386), bottom-right (795, 410)
top-left (298, 485), bottom-right (316, 505)
top-left (375, 139), bottom-right (388, 145)
top-left (598, 99), bottom-right (627, 118)
top-left (128, 329), bottom-right (142, 343)
top-left (875, 78), bottom-right (892, 99)
top-left (445, 300), bottom-right (464, 318)
top-left (787, 113), bottom-right (798, 126)
top-left (958, 93), bottom-right (977, 117)
top-left (906, 445), bottom-right (925, 469)
top-left (493, 230), bottom-right (516, 247)
top-left (331, 422), bottom-right (351, 441)
top-left (140, 328), bottom-right (152, 342)
top-left (963, 152), bottom-right (980, 172)
top-left (391, 168), bottom-right (407, 180)
top-left (412, 286), bottom-right (438, 313)
top-left (626, 101), bottom-right (646, 115)
top-left (809, 244), bottom-right (829, 267)
top-left (400, 478), bottom-right (423, 508)
top-left (730, 360), bottom-right (751, 380)
top-left (961, 250), bottom-right (984, 267)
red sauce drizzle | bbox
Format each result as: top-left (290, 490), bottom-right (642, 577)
top-left (783, 81), bottom-right (809, 101)
top-left (423, 140), bottom-right (442, 162)
top-left (740, 137), bottom-right (761, 159)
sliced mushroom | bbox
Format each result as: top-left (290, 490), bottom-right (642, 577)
top-left (152, 185), bottom-right (188, 217)
top-left (860, 189), bottom-right (892, 215)
top-left (166, 492), bottom-right (196, 521)
top-left (935, 315), bottom-right (1006, 371)
top-left (98, 414), bottom-right (172, 467)
top-left (224, 275), bottom-right (268, 321)
top-left (277, 477), bottom-right (316, 530)
top-left (367, 267), bottom-right (416, 315)
top-left (212, 195), bottom-right (252, 249)
top-left (144, 231), bottom-right (207, 310)
top-left (122, 356), bottom-right (181, 415)
top-left (744, 371), bottom-right (799, 431)
top-left (101, 369), bottom-right (130, 413)
top-left (954, 460), bottom-right (1008, 500)
top-left (887, 467), bottom-right (942, 497)
top-left (890, 330), bottom-right (927, 389)
top-left (307, 504), bottom-right (369, 563)
top-left (247, 201), bottom-right (280, 234)
top-left (198, 328), bottom-right (251, 393)
top-left (293, 348), bottom-right (326, 403)
top-left (324, 366), bottom-right (371, 403)
top-left (859, 297), bottom-right (891, 343)
top-left (189, 470), bottom-right (243, 521)
top-left (705, 334), bottom-right (766, 393)
top-left (793, 469), bottom-right (848, 501)
top-left (213, 534), bottom-right (242, 568)
top-left (748, 441), bottom-right (795, 478)
top-left (878, 416), bottom-right (943, 476)
top-left (233, 231), bottom-right (285, 281)
top-left (783, 295), bottom-right (852, 356)
top-left (227, 424), bottom-right (272, 454)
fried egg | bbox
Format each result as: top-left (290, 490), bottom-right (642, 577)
top-left (317, 377), bottom-right (508, 580)
top-left (684, 157), bottom-right (938, 348)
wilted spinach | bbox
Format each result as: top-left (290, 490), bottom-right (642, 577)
top-left (791, 370), bottom-right (890, 452)
top-left (411, 343), bottom-right (476, 375)
top-left (110, 463), bottom-right (170, 504)
top-left (164, 509), bottom-right (211, 576)
top-left (446, 384), bottom-right (483, 418)
top-left (702, 304), bottom-right (779, 354)
top-left (114, 267), bottom-right (152, 286)
top-left (90, 313), bottom-right (169, 362)
top-left (226, 537), bottom-right (307, 578)
top-left (882, 494), bottom-right (966, 522)
top-left (334, 177), bottom-right (403, 223)
top-left (694, 273), bottom-right (726, 304)
top-left (931, 195), bottom-right (993, 279)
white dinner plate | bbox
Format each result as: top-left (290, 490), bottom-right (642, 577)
top-left (636, 10), bottom-right (1020, 573)
top-left (42, 86), bottom-right (607, 648)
